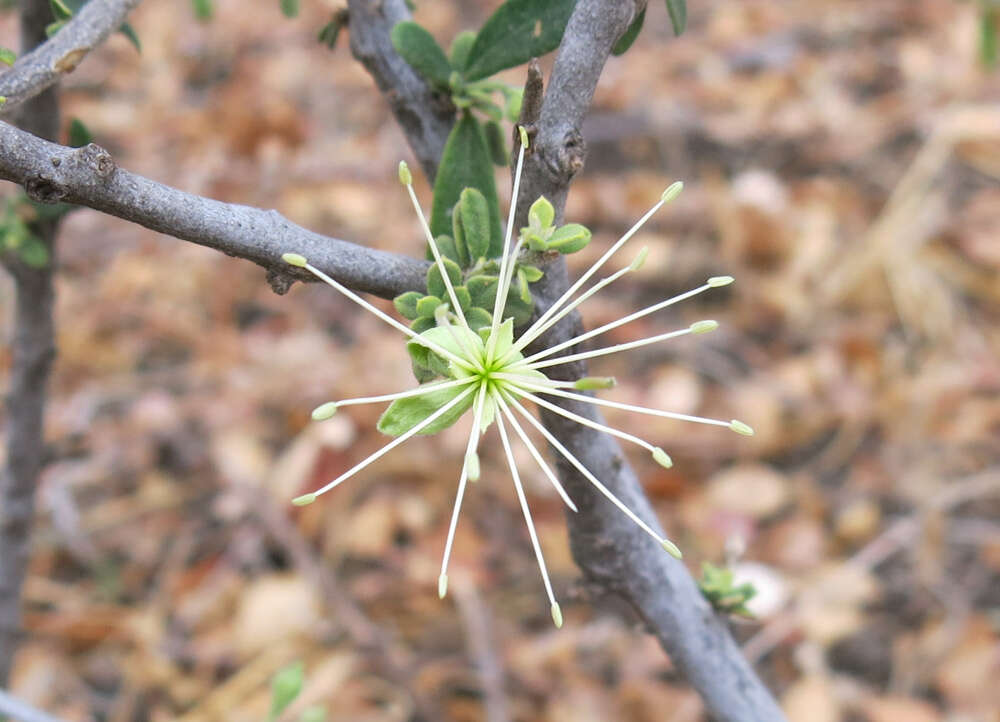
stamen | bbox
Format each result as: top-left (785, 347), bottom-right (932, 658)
top-left (486, 129), bottom-right (528, 362)
top-left (513, 184), bottom-right (683, 353)
top-left (522, 279), bottom-right (726, 366)
top-left (495, 393), bottom-right (578, 512)
top-left (519, 325), bottom-right (699, 372)
top-left (513, 384), bottom-right (736, 430)
top-left (496, 412), bottom-right (561, 625)
top-left (302, 385), bottom-right (476, 500)
top-left (316, 377), bottom-right (476, 416)
top-left (511, 246), bottom-right (648, 356)
top-left (286, 256), bottom-right (477, 373)
top-left (439, 385), bottom-right (489, 598)
top-left (399, 162), bottom-right (472, 332)
top-left (504, 394), bottom-right (681, 557)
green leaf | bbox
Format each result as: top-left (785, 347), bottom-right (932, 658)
top-left (299, 707), bottom-right (326, 722)
top-left (528, 196), bottom-right (554, 230)
top-left (192, 0), bottom-right (212, 20)
top-left (378, 382), bottom-right (474, 436)
top-left (394, 291), bottom-right (423, 320)
top-left (484, 120), bottom-right (507, 166)
top-left (410, 316), bottom-right (436, 335)
top-left (119, 22), bottom-right (141, 52)
top-left (49, 0), bottom-right (72, 21)
top-left (612, 6), bottom-right (645, 55)
top-left (466, 274), bottom-right (498, 309)
top-left (430, 114), bottom-right (502, 256)
top-left (318, 14), bottom-right (345, 48)
top-left (665, 0), bottom-right (687, 36)
top-left (433, 234), bottom-right (461, 265)
top-left (280, 0), bottom-right (298, 18)
top-left (18, 238), bottom-right (49, 268)
top-left (426, 257), bottom-right (462, 299)
top-left (0, 47), bottom-right (15, 66)
top-left (520, 265), bottom-right (543, 282)
top-left (415, 294), bottom-right (443, 318)
top-left (269, 662), bottom-right (304, 721)
top-left (45, 20), bottom-right (67, 38)
top-left (466, 306), bottom-right (492, 330)
top-left (390, 21), bottom-right (453, 90)
top-left (457, 187), bottom-right (491, 262)
top-left (463, 0), bottom-right (577, 81)
top-left (547, 223), bottom-right (591, 253)
top-left (449, 30), bottom-right (477, 69)
top-left (982, 6), bottom-right (998, 67)
top-left (67, 118), bottom-right (92, 148)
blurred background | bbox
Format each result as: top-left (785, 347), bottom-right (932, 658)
top-left (1, 0), bottom-right (999, 720)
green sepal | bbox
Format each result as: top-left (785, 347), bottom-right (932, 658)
top-left (547, 223), bottom-right (592, 254)
top-left (491, 318), bottom-right (515, 359)
top-left (430, 114), bottom-right (502, 256)
top-left (463, 0), bottom-right (576, 81)
top-left (666, 0), bottom-right (687, 36)
top-left (457, 187), bottom-right (491, 262)
top-left (415, 294), bottom-right (443, 319)
top-left (612, 6), bottom-right (645, 55)
top-left (378, 379), bottom-right (474, 437)
top-left (390, 21), bottom-right (453, 91)
top-left (426, 257), bottom-right (462, 299)
top-left (393, 291), bottom-right (423, 320)
top-left (449, 30), bottom-right (477, 70)
top-left (406, 324), bottom-right (482, 381)
top-left (484, 120), bottom-right (507, 165)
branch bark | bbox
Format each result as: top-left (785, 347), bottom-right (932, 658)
top-left (513, 2), bottom-right (786, 720)
top-left (0, 0), bottom-right (61, 691)
top-left (0, 0), bottom-right (143, 113)
top-left (347, 0), bottom-right (455, 181)
top-left (0, 121), bottom-right (429, 299)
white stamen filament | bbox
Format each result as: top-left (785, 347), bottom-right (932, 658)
top-left (504, 393), bottom-right (679, 553)
top-left (300, 262), bottom-right (477, 374)
top-left (496, 411), bottom-right (560, 623)
top-left (333, 377), bottom-right (476, 410)
top-left (439, 384), bottom-right (489, 599)
top-left (403, 180), bottom-right (472, 333)
top-left (522, 281), bottom-right (717, 366)
top-left (517, 325), bottom-right (698, 372)
top-left (512, 383), bottom-right (733, 429)
top-left (486, 135), bottom-right (527, 362)
top-left (513, 195), bottom-right (668, 353)
top-left (307, 385), bottom-right (476, 498)
top-left (495, 393), bottom-right (578, 512)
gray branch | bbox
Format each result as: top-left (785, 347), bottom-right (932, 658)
top-left (347, 0), bottom-right (455, 180)
top-left (0, 121), bottom-right (429, 299)
top-left (0, 0), bottom-right (143, 114)
top-left (0, 0), bottom-right (61, 690)
top-left (516, 2), bottom-right (786, 719)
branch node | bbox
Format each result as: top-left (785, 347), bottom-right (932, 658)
top-left (267, 267), bottom-right (296, 295)
top-left (24, 176), bottom-right (65, 203)
top-left (76, 143), bottom-right (115, 177)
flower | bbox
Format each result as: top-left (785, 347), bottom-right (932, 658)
top-left (281, 128), bottom-right (752, 628)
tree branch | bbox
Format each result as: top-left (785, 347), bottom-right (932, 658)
top-left (0, 0), bottom-right (61, 691)
top-left (0, 121), bottom-right (429, 299)
top-left (346, 0), bottom-right (455, 181)
top-left (514, 2), bottom-right (786, 720)
top-left (0, 0), bottom-right (143, 113)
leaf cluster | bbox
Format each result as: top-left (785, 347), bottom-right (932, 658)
top-left (698, 562), bottom-right (757, 618)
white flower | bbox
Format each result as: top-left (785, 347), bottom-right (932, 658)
top-left (281, 130), bottom-right (752, 628)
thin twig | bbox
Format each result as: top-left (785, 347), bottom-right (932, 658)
top-left (0, 121), bottom-right (429, 299)
top-left (0, 0), bottom-right (143, 113)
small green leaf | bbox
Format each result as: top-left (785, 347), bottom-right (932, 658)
top-left (517, 267), bottom-right (531, 304)
top-left (982, 6), bottom-right (998, 67)
top-left (453, 285), bottom-right (472, 312)
top-left (318, 14), bottom-right (345, 48)
top-left (484, 120), bottom-right (507, 166)
top-left (269, 662), bottom-right (304, 721)
top-left (466, 274), bottom-right (498, 309)
top-left (463, 0), bottom-right (577, 81)
top-left (67, 118), bottom-right (92, 148)
top-left (45, 20), bottom-right (66, 38)
top-left (118, 22), bottom-right (141, 52)
top-left (612, 6), bottom-right (645, 56)
top-left (391, 21), bottom-right (453, 90)
top-left (280, 0), bottom-right (298, 18)
top-left (49, 0), bottom-right (72, 21)
top-left (378, 381), bottom-right (475, 436)
top-left (433, 234), bottom-right (461, 265)
top-left (426, 257), bottom-right (462, 299)
top-left (466, 306), bottom-right (492, 330)
top-left (410, 316), bottom-right (436, 336)
top-left (520, 265), bottom-right (543, 282)
top-left (547, 223), bottom-right (591, 254)
top-left (665, 0), bottom-right (687, 36)
top-left (192, 0), bottom-right (212, 20)
top-left (430, 114), bottom-right (502, 256)
top-left (528, 196), bottom-right (554, 231)
top-left (416, 294), bottom-right (443, 319)
top-left (449, 30), bottom-right (477, 69)
top-left (394, 291), bottom-right (423, 320)
top-left (18, 238), bottom-right (49, 268)
top-left (457, 187), bottom-right (491, 261)
top-left (0, 48), bottom-right (16, 66)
